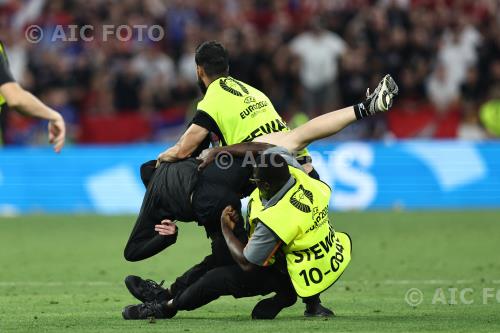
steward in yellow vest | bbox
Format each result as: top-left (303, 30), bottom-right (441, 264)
top-left (157, 41), bottom-right (311, 167)
top-left (221, 152), bottom-right (351, 302)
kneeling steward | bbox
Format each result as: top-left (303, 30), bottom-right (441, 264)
top-left (241, 153), bottom-right (352, 298)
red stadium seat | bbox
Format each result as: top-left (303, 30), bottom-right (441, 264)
top-left (388, 102), bottom-right (460, 139)
top-left (80, 113), bottom-right (152, 143)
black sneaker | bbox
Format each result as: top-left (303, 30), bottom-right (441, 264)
top-left (122, 301), bottom-right (176, 320)
top-left (304, 302), bottom-right (335, 317)
top-left (125, 275), bottom-right (170, 303)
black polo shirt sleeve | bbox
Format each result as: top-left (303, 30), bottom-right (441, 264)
top-left (190, 110), bottom-right (226, 146)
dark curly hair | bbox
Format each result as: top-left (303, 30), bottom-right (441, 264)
top-left (195, 40), bottom-right (229, 77)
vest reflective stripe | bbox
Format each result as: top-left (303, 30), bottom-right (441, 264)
top-left (197, 77), bottom-right (309, 158)
top-left (248, 167), bottom-right (352, 297)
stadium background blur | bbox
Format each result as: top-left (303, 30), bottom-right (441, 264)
top-left (1, 2), bottom-right (500, 332)
top-left (1, 0), bottom-right (499, 145)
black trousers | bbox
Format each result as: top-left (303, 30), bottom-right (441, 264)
top-left (124, 160), bottom-right (321, 307)
top-left (124, 158), bottom-right (249, 261)
top-left (124, 160), bottom-right (249, 291)
top-left (169, 229), bottom-right (247, 296)
top-left (173, 264), bottom-right (296, 314)
top-left (123, 182), bottom-right (247, 270)
top-left (124, 203), bottom-right (248, 299)
top-left (123, 198), bottom-right (178, 262)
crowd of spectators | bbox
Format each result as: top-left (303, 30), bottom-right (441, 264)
top-left (0, 0), bottom-right (499, 145)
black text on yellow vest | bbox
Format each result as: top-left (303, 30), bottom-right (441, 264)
top-left (197, 77), bottom-right (290, 144)
top-left (248, 167), bottom-right (352, 297)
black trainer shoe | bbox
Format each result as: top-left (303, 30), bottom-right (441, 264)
top-left (304, 302), bottom-right (335, 317)
top-left (125, 275), bottom-right (170, 303)
top-left (122, 301), bottom-right (176, 320)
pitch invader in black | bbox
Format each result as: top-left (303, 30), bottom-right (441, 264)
top-left (122, 74), bottom-right (399, 319)
top-left (123, 155), bottom-right (297, 319)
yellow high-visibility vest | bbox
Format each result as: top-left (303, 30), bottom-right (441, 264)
top-left (197, 76), bottom-right (309, 159)
top-left (248, 166), bottom-right (352, 297)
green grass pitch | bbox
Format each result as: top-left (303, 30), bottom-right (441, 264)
top-left (1, 211), bottom-right (500, 332)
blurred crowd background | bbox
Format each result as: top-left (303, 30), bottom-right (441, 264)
top-left (0, 0), bottom-right (499, 145)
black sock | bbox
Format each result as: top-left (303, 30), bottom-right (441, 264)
top-left (303, 295), bottom-right (321, 305)
top-left (353, 102), bottom-right (370, 120)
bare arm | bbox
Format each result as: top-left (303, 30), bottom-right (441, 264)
top-left (221, 206), bottom-right (256, 272)
top-left (157, 124), bottom-right (209, 163)
top-left (0, 82), bottom-right (66, 153)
